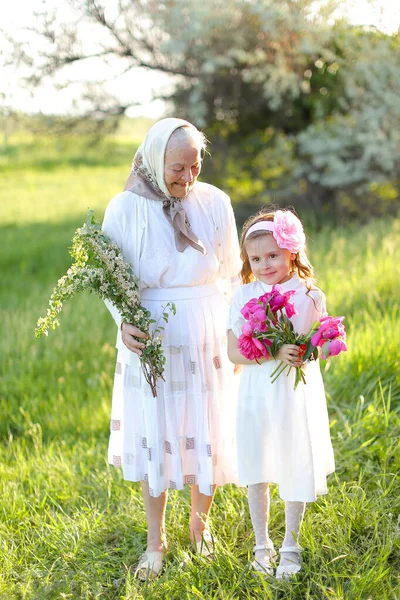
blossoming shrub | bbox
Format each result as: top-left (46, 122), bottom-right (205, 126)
top-left (35, 211), bottom-right (175, 396)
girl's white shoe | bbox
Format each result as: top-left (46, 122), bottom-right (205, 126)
top-left (251, 542), bottom-right (277, 576)
top-left (275, 546), bottom-right (302, 580)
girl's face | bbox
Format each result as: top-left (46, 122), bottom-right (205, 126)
top-left (164, 137), bottom-right (201, 198)
top-left (246, 233), bottom-right (295, 285)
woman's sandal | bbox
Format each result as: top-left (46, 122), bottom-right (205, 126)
top-left (195, 528), bottom-right (215, 558)
top-left (251, 542), bottom-right (277, 577)
top-left (134, 548), bottom-right (166, 581)
top-left (275, 546), bottom-right (302, 580)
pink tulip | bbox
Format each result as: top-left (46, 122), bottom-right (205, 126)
top-left (241, 298), bottom-right (260, 319)
top-left (238, 326), bottom-right (271, 360)
top-left (242, 322), bottom-right (253, 337)
top-left (251, 305), bottom-right (268, 323)
top-left (241, 298), bottom-right (268, 330)
top-left (321, 323), bottom-right (345, 340)
top-left (324, 338), bottom-right (347, 357)
top-left (259, 285), bottom-right (298, 317)
top-left (252, 336), bottom-right (272, 356)
top-left (250, 316), bottom-right (268, 333)
top-left (284, 301), bottom-right (298, 319)
top-left (269, 293), bottom-right (287, 312)
top-left (311, 316), bottom-right (345, 347)
top-left (259, 284), bottom-right (283, 307)
top-left (259, 291), bottom-right (274, 304)
top-left (238, 332), bottom-right (262, 361)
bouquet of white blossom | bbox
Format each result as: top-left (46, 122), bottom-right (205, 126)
top-left (35, 211), bottom-right (175, 397)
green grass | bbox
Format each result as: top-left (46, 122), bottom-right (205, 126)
top-left (0, 138), bottom-right (399, 599)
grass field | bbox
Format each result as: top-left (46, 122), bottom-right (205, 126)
top-left (0, 135), bottom-right (399, 599)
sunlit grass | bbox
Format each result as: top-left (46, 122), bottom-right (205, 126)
top-left (0, 140), bottom-right (399, 599)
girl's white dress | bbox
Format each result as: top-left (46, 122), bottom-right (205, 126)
top-left (102, 182), bottom-right (242, 497)
top-left (229, 275), bottom-right (335, 502)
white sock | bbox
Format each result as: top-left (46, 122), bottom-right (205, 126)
top-left (280, 501), bottom-right (306, 567)
top-left (248, 483), bottom-right (272, 559)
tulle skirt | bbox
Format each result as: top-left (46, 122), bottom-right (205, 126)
top-left (108, 283), bottom-right (240, 497)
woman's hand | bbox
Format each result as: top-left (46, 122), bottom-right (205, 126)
top-left (276, 344), bottom-right (303, 367)
top-left (121, 323), bottom-right (148, 356)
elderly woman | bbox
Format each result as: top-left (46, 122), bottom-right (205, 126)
top-left (102, 118), bottom-right (241, 579)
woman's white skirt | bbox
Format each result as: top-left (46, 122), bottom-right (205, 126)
top-left (108, 283), bottom-right (240, 497)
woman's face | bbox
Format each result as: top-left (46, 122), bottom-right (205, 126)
top-left (164, 135), bottom-right (202, 198)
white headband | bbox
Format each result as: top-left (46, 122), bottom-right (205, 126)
top-left (245, 221), bottom-right (274, 239)
top-left (244, 211), bottom-right (306, 254)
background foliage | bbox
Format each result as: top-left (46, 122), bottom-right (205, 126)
top-left (2, 0), bottom-right (400, 222)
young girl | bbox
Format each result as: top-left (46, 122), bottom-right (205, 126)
top-left (228, 208), bottom-right (335, 580)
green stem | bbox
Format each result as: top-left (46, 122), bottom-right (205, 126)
top-left (270, 361), bottom-right (289, 384)
top-left (293, 366), bottom-right (307, 390)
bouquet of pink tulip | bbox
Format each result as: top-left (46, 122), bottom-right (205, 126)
top-left (238, 284), bottom-right (347, 389)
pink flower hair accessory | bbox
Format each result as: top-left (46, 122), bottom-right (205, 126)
top-left (273, 210), bottom-right (305, 254)
top-left (245, 210), bottom-right (306, 254)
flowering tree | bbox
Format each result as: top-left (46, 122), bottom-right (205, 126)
top-left (6, 0), bottom-right (342, 126)
top-left (4, 0), bottom-right (400, 219)
top-left (296, 32), bottom-right (400, 204)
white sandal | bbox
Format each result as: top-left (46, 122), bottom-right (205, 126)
top-left (134, 549), bottom-right (166, 581)
top-left (251, 542), bottom-right (276, 576)
top-left (195, 528), bottom-right (215, 558)
top-left (275, 546), bottom-right (302, 580)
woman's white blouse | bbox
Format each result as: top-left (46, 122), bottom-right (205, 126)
top-left (102, 181), bottom-right (241, 344)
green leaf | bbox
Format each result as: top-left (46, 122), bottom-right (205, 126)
top-left (302, 343), bottom-right (314, 362)
top-left (321, 340), bottom-right (330, 358)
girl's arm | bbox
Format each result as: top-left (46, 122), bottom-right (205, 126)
top-left (227, 330), bottom-right (268, 366)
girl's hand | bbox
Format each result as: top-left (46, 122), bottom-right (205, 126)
top-left (121, 323), bottom-right (148, 355)
top-left (276, 344), bottom-right (303, 367)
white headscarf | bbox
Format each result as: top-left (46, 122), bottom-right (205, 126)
top-left (124, 118), bottom-right (206, 254)
top-left (135, 117), bottom-right (196, 198)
